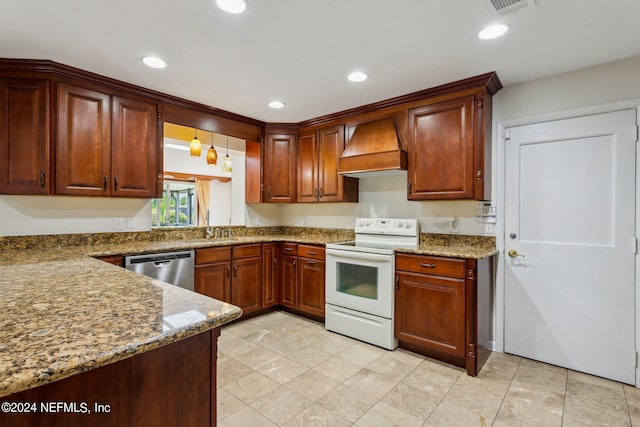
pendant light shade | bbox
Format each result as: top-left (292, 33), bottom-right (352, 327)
top-left (206, 137), bottom-right (218, 166)
top-left (190, 130), bottom-right (202, 157)
top-left (222, 136), bottom-right (232, 173)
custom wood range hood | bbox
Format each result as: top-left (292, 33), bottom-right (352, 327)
top-left (338, 117), bottom-right (407, 177)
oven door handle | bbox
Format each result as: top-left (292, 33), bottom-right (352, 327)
top-left (326, 249), bottom-right (392, 263)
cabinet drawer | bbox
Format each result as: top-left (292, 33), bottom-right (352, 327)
top-left (395, 253), bottom-right (465, 278)
top-left (232, 244), bottom-right (262, 259)
top-left (297, 244), bottom-right (325, 260)
top-left (196, 246), bottom-right (231, 265)
top-left (281, 242), bottom-right (298, 255)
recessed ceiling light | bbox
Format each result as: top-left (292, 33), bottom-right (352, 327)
top-left (141, 56), bottom-right (167, 69)
top-left (348, 71), bottom-right (368, 82)
top-left (478, 24), bottom-right (510, 40)
top-left (215, 0), bottom-right (248, 14)
top-left (268, 100), bottom-right (285, 109)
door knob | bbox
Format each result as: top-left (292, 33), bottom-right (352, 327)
top-left (508, 249), bottom-right (525, 258)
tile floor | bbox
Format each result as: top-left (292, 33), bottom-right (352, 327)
top-left (217, 311), bottom-right (639, 426)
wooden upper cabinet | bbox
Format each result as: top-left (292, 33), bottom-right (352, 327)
top-left (407, 92), bottom-right (490, 200)
top-left (317, 125), bottom-right (344, 202)
top-left (56, 83), bottom-right (160, 197)
top-left (264, 131), bottom-right (296, 203)
top-left (111, 95), bottom-right (159, 198)
top-left (297, 124), bottom-right (358, 203)
top-left (297, 130), bottom-right (318, 202)
top-left (0, 78), bottom-right (50, 194)
top-left (56, 82), bottom-right (111, 196)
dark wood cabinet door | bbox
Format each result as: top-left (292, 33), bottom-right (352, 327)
top-left (56, 82), bottom-right (111, 195)
top-left (298, 258), bottom-right (325, 317)
top-left (408, 95), bottom-right (475, 200)
top-left (264, 132), bottom-right (296, 202)
top-left (262, 243), bottom-right (279, 308)
top-left (232, 256), bottom-right (262, 314)
top-left (111, 95), bottom-right (159, 198)
top-left (195, 262), bottom-right (231, 303)
top-left (297, 130), bottom-right (318, 202)
top-left (395, 271), bottom-right (465, 358)
top-left (318, 125), bottom-right (344, 202)
top-left (0, 78), bottom-right (50, 194)
top-left (281, 255), bottom-right (297, 308)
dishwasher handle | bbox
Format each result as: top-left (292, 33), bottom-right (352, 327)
top-left (154, 260), bottom-right (173, 267)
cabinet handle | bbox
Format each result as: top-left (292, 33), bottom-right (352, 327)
top-left (293, 259), bottom-right (297, 269)
top-left (103, 176), bottom-right (108, 191)
top-left (268, 188), bottom-right (272, 200)
top-left (419, 263), bottom-right (436, 268)
top-left (395, 275), bottom-right (400, 291)
top-left (313, 188), bottom-right (317, 198)
top-left (114, 176), bottom-right (119, 191)
top-left (307, 259), bottom-right (317, 265)
top-left (233, 264), bottom-right (238, 277)
top-left (408, 182), bottom-right (412, 195)
top-left (273, 257), bottom-right (277, 268)
top-left (306, 251), bottom-right (317, 255)
top-left (319, 188), bottom-right (323, 197)
top-left (227, 265), bottom-right (231, 278)
top-left (39, 171), bottom-right (46, 188)
top-left (284, 247), bottom-right (294, 251)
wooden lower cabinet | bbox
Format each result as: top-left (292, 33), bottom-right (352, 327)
top-left (232, 256), bottom-right (262, 314)
top-left (4, 329), bottom-right (220, 427)
top-left (262, 243), bottom-right (279, 308)
top-left (279, 243), bottom-right (325, 318)
top-left (94, 255), bottom-right (124, 267)
top-left (395, 253), bottom-right (493, 376)
top-left (195, 244), bottom-right (262, 315)
top-left (298, 257), bottom-right (325, 317)
top-left (280, 254), bottom-right (298, 309)
top-left (196, 260), bottom-right (231, 302)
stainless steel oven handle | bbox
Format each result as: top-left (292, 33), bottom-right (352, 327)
top-left (326, 248), bottom-right (392, 263)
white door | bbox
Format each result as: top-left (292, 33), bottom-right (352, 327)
top-left (504, 109), bottom-right (637, 384)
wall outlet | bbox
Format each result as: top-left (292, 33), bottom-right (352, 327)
top-left (451, 217), bottom-right (460, 233)
top-left (127, 217), bottom-right (135, 229)
top-left (114, 217), bottom-right (125, 230)
top-left (484, 224), bottom-right (495, 234)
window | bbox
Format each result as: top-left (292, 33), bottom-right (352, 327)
top-left (151, 181), bottom-right (197, 227)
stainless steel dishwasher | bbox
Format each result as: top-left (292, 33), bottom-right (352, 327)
top-left (125, 250), bottom-right (195, 291)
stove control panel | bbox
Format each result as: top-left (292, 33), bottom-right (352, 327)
top-left (355, 218), bottom-right (419, 236)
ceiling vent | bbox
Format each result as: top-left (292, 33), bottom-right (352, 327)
top-left (483, 0), bottom-right (536, 16)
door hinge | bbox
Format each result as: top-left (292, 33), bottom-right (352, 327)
top-left (635, 351), bottom-right (638, 368)
top-left (635, 238), bottom-right (638, 254)
top-left (635, 125), bottom-right (639, 142)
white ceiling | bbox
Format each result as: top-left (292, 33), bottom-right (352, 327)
top-left (1, 0), bottom-right (639, 123)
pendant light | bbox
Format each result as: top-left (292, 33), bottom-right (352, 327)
top-left (206, 133), bottom-right (218, 165)
top-left (189, 130), bottom-right (202, 157)
top-left (222, 136), bottom-right (232, 173)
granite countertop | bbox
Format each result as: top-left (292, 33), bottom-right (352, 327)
top-left (0, 255), bottom-right (242, 398)
top-left (0, 229), bottom-right (495, 398)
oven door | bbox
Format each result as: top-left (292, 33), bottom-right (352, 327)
top-left (325, 248), bottom-right (394, 319)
